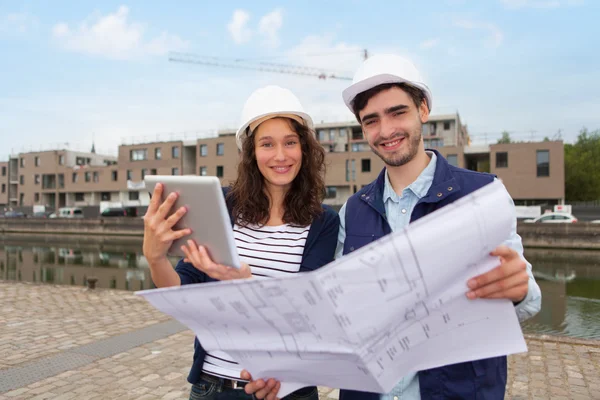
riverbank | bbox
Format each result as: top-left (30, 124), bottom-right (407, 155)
top-left (2, 218), bottom-right (600, 250)
top-left (1, 281), bottom-right (599, 399)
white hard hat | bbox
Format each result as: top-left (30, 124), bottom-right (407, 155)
top-left (236, 85), bottom-right (314, 150)
top-left (342, 54), bottom-right (432, 113)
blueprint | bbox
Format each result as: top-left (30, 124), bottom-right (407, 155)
top-left (137, 180), bottom-right (528, 397)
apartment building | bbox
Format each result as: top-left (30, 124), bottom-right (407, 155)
top-left (1, 113), bottom-right (565, 211)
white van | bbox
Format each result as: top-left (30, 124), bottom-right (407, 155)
top-left (55, 207), bottom-right (84, 219)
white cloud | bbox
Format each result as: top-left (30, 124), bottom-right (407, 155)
top-left (258, 9), bottom-right (283, 48)
top-left (0, 12), bottom-right (38, 34)
top-left (286, 34), bottom-right (364, 76)
top-left (453, 18), bottom-right (504, 48)
top-left (227, 9), bottom-right (252, 44)
top-left (500, 0), bottom-right (584, 9)
top-left (420, 38), bottom-right (440, 49)
top-left (51, 6), bottom-right (189, 59)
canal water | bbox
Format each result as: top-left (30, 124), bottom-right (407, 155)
top-left (1, 238), bottom-right (599, 340)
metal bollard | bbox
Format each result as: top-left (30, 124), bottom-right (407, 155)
top-left (87, 277), bottom-right (98, 290)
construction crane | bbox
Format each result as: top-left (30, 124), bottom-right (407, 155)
top-left (169, 51), bottom-right (359, 81)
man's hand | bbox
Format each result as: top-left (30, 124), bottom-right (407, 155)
top-left (241, 370), bottom-right (281, 400)
top-left (181, 240), bottom-right (252, 281)
top-left (466, 245), bottom-right (529, 303)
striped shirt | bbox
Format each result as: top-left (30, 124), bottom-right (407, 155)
top-left (202, 222), bottom-right (310, 380)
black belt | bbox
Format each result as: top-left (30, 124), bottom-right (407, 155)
top-left (200, 372), bottom-right (248, 390)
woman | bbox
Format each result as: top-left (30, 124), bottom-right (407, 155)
top-left (143, 85), bottom-right (339, 400)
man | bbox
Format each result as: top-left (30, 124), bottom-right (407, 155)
top-left (336, 54), bottom-right (542, 400)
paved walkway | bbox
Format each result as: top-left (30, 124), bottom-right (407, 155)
top-left (1, 282), bottom-right (599, 400)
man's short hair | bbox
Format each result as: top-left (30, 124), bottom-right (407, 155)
top-left (351, 82), bottom-right (427, 122)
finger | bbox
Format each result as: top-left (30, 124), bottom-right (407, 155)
top-left (255, 379), bottom-right (277, 399)
top-left (266, 381), bottom-right (281, 400)
top-left (197, 246), bottom-right (218, 273)
top-left (146, 183), bottom-right (163, 215)
top-left (244, 379), bottom-right (266, 395)
top-left (165, 206), bottom-right (187, 228)
top-left (185, 240), bottom-right (205, 269)
top-left (467, 260), bottom-right (526, 290)
top-left (467, 270), bottom-right (529, 299)
top-left (240, 370), bottom-right (252, 381)
top-left (156, 192), bottom-right (178, 220)
top-left (167, 228), bottom-right (192, 243)
top-left (484, 283), bottom-right (528, 301)
top-left (490, 245), bottom-right (518, 260)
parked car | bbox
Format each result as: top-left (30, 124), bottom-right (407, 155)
top-left (54, 207), bottom-right (84, 219)
top-left (101, 207), bottom-right (138, 217)
top-left (523, 212), bottom-right (578, 223)
top-left (590, 220), bottom-right (600, 224)
top-left (4, 210), bottom-right (26, 218)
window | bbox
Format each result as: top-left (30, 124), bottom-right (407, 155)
top-left (76, 157), bottom-right (88, 166)
top-left (216, 166), bottom-right (224, 177)
top-left (1, 166), bottom-right (5, 176)
top-left (141, 169), bottom-right (148, 179)
top-left (155, 148), bottom-right (162, 160)
top-left (172, 167), bottom-right (179, 176)
top-left (1, 184), bottom-right (5, 193)
top-left (127, 170), bottom-right (132, 180)
top-left (496, 152), bottom-right (508, 168)
top-left (172, 146), bottom-right (180, 158)
top-left (217, 143), bottom-right (225, 156)
top-left (329, 130), bottom-right (336, 141)
top-left (430, 123), bottom-right (437, 136)
top-left (35, 156), bottom-right (40, 167)
top-left (35, 174), bottom-right (40, 184)
top-left (20, 158), bottom-right (25, 167)
top-left (72, 172), bottom-right (78, 183)
top-left (443, 122), bottom-right (451, 130)
top-left (58, 174), bottom-right (64, 189)
top-left (19, 175), bottom-right (24, 184)
top-left (129, 191), bottom-right (139, 201)
top-left (130, 149), bottom-right (148, 161)
top-left (345, 160), bottom-right (350, 182)
top-left (361, 159), bottom-right (371, 173)
top-left (537, 150), bottom-right (550, 177)
top-left (101, 192), bottom-right (111, 201)
top-left (200, 144), bottom-right (208, 157)
top-left (85, 172), bottom-right (91, 182)
top-left (75, 192), bottom-right (85, 202)
top-left (59, 155), bottom-right (65, 165)
top-left (92, 171), bottom-right (98, 183)
top-left (150, 168), bottom-right (157, 175)
top-left (351, 159), bottom-right (356, 181)
top-left (339, 129), bottom-right (347, 137)
top-left (111, 171), bottom-right (118, 181)
top-left (19, 193), bottom-right (24, 205)
top-left (447, 154), bottom-right (458, 167)
top-left (318, 130), bottom-right (327, 141)
top-left (199, 166), bottom-right (207, 176)
top-left (34, 193), bottom-right (40, 203)
top-left (325, 186), bottom-right (337, 199)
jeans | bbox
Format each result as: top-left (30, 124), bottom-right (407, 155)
top-left (189, 378), bottom-right (319, 400)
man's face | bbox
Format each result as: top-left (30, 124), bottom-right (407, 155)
top-left (358, 86), bottom-right (428, 167)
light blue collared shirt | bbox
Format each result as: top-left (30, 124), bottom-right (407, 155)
top-left (335, 152), bottom-right (542, 400)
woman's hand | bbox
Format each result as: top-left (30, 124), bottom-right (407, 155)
top-left (143, 183), bottom-right (191, 264)
top-left (181, 240), bottom-right (252, 281)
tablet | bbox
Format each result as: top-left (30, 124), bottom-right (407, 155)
top-left (144, 175), bottom-right (241, 269)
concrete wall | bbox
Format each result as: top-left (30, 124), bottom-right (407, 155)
top-left (517, 222), bottom-right (600, 250)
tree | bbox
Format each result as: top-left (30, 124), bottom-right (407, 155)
top-left (497, 131), bottom-right (512, 144)
top-left (564, 128), bottom-right (600, 201)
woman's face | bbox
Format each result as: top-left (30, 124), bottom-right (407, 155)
top-left (253, 117), bottom-right (303, 193)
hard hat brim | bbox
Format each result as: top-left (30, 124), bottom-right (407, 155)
top-left (235, 111), bottom-right (314, 150)
top-left (342, 74), bottom-right (432, 113)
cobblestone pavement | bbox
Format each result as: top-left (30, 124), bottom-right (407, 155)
top-left (1, 282), bottom-right (599, 400)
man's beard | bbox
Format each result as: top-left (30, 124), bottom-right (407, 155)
top-left (370, 124), bottom-right (422, 167)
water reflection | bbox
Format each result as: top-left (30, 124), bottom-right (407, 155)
top-left (522, 248), bottom-right (600, 340)
top-left (0, 240), bottom-right (178, 291)
top-left (0, 239), bottom-right (599, 340)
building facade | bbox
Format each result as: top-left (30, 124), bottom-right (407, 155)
top-left (1, 113), bottom-right (565, 212)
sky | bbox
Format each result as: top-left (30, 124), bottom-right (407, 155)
top-left (1, 0), bottom-right (599, 158)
